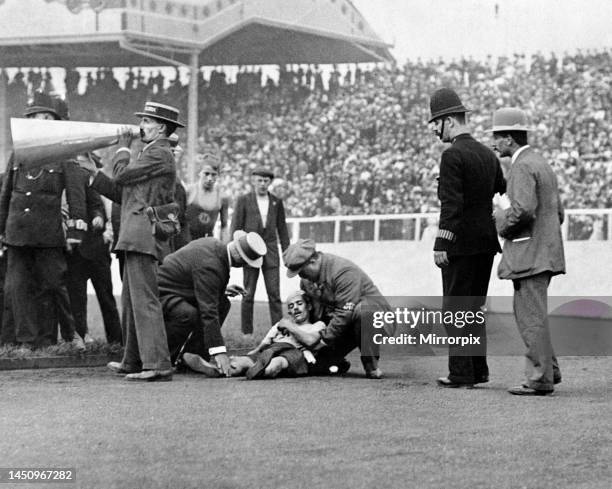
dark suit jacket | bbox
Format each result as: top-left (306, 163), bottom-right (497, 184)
top-left (171, 180), bottom-right (191, 252)
top-left (77, 169), bottom-right (108, 261)
top-left (0, 151), bottom-right (87, 247)
top-left (495, 147), bottom-right (566, 280)
top-left (157, 238), bottom-right (231, 351)
top-left (435, 133), bottom-right (506, 256)
top-left (299, 252), bottom-right (390, 345)
top-left (92, 138), bottom-right (176, 262)
top-left (230, 191), bottom-right (290, 268)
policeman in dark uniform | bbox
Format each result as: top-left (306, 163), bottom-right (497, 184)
top-left (0, 171), bottom-right (14, 345)
top-left (282, 239), bottom-right (390, 379)
top-left (428, 88), bottom-right (506, 388)
top-left (0, 92), bottom-right (88, 348)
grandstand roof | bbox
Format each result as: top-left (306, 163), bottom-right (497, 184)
top-left (0, 0), bottom-right (393, 67)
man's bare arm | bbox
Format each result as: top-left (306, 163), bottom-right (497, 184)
top-left (278, 318), bottom-right (322, 348)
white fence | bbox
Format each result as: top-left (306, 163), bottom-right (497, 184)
top-left (286, 209), bottom-right (612, 243)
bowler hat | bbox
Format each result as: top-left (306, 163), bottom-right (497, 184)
top-left (231, 230), bottom-right (267, 268)
top-left (283, 239), bottom-right (316, 278)
top-left (428, 88), bottom-right (470, 123)
top-left (135, 101), bottom-right (185, 127)
top-left (486, 107), bottom-right (532, 132)
top-left (252, 166), bottom-right (274, 179)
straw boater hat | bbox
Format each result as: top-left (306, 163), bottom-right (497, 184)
top-left (231, 230), bottom-right (267, 268)
top-left (134, 101), bottom-right (185, 127)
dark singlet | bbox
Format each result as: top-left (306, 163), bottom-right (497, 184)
top-left (186, 187), bottom-right (224, 239)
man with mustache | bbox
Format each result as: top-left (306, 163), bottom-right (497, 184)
top-left (232, 290), bottom-right (326, 379)
top-left (490, 108), bottom-right (565, 396)
top-left (84, 101), bottom-right (183, 382)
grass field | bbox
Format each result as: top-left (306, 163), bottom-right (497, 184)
top-left (0, 302), bottom-right (611, 488)
top-left (0, 355), bottom-right (610, 489)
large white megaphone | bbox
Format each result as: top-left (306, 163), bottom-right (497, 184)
top-left (10, 118), bottom-right (140, 170)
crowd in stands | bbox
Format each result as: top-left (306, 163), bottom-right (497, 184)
top-left (3, 49), bottom-right (612, 226)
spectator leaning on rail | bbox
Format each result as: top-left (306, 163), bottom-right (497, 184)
top-left (282, 238), bottom-right (390, 379)
top-left (490, 108), bottom-right (565, 396)
top-left (428, 87), bottom-right (506, 389)
top-left (84, 101), bottom-right (183, 382)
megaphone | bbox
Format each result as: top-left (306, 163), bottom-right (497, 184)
top-left (10, 118), bottom-right (140, 171)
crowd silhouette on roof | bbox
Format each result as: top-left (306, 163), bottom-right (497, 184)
top-left (3, 49), bottom-right (611, 239)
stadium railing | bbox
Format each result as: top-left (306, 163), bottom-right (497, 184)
top-left (286, 209), bottom-right (612, 243)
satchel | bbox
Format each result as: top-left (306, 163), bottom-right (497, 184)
top-left (145, 203), bottom-right (181, 241)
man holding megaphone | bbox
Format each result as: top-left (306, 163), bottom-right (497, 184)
top-left (82, 101), bottom-right (184, 382)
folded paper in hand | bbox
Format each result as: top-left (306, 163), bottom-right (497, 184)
top-left (493, 193), bottom-right (511, 210)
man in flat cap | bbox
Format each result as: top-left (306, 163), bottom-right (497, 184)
top-left (428, 88), bottom-right (506, 388)
top-left (282, 239), bottom-right (389, 379)
top-left (231, 166), bottom-right (290, 336)
top-left (85, 101), bottom-right (184, 381)
top-left (490, 108), bottom-right (565, 396)
top-left (154, 231), bottom-right (267, 377)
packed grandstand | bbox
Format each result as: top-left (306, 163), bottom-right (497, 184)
top-left (3, 49), bottom-right (611, 234)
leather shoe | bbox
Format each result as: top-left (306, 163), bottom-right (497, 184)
top-left (474, 376), bottom-right (489, 384)
top-left (437, 377), bottom-right (474, 389)
top-left (521, 377), bottom-right (561, 389)
top-left (365, 367), bottom-right (384, 379)
top-left (182, 353), bottom-right (222, 377)
top-left (125, 369), bottom-right (173, 382)
top-left (508, 385), bottom-right (553, 396)
top-left (71, 336), bottom-right (86, 351)
top-left (107, 361), bottom-right (139, 374)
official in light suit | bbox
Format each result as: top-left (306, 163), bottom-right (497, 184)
top-left (490, 108), bottom-right (565, 396)
top-left (0, 93), bottom-right (87, 348)
top-left (231, 167), bottom-right (290, 335)
top-left (428, 88), bottom-right (506, 388)
top-left (87, 102), bottom-right (184, 382)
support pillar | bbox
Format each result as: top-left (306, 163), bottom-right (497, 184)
top-left (0, 68), bottom-right (8, 172)
top-left (187, 51), bottom-right (200, 184)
